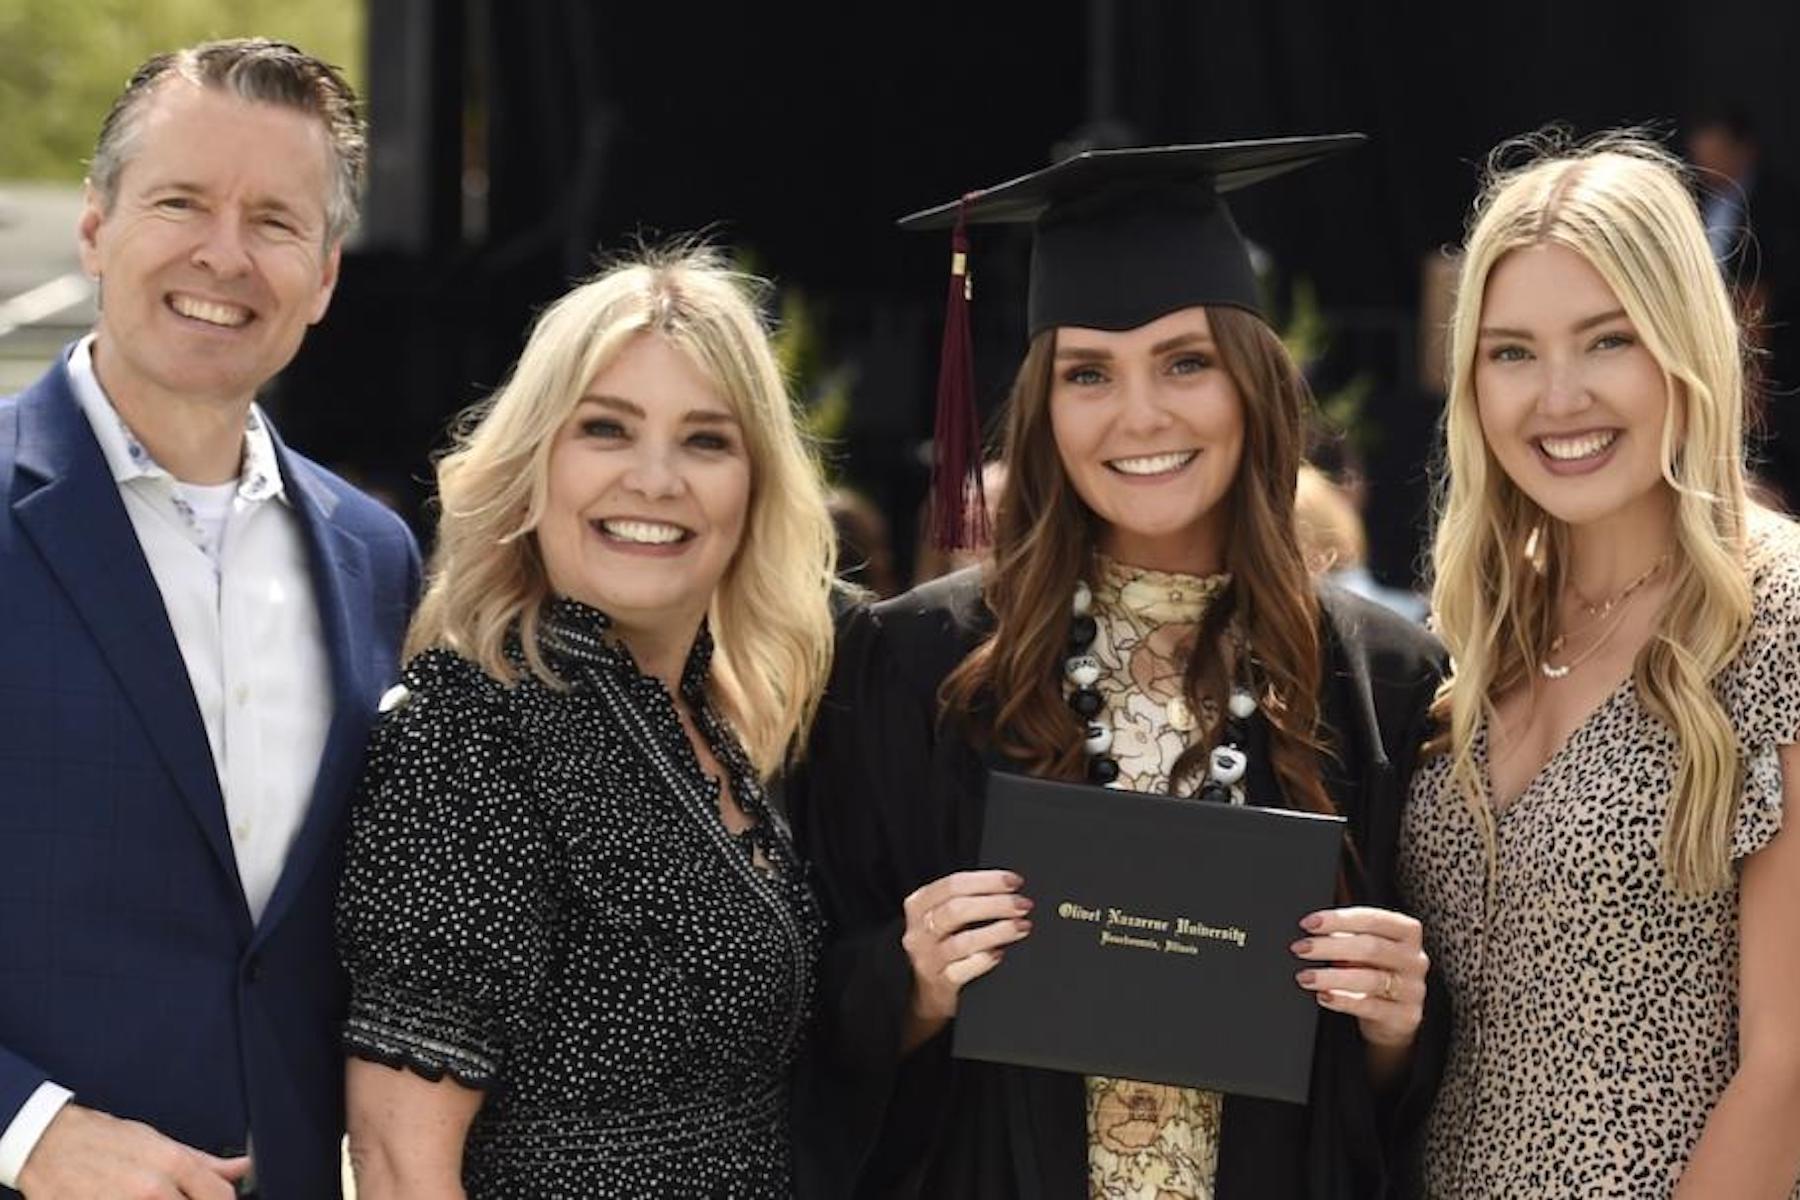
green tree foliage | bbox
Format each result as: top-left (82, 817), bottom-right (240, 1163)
top-left (0, 0), bottom-right (363, 181)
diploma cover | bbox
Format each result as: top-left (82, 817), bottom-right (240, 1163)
top-left (952, 771), bottom-right (1346, 1103)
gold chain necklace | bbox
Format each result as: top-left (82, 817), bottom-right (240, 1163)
top-left (1540, 552), bottom-right (1671, 680)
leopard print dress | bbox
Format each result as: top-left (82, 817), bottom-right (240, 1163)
top-left (1398, 527), bottom-right (1800, 1198)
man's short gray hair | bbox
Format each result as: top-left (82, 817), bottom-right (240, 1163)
top-left (89, 38), bottom-right (366, 245)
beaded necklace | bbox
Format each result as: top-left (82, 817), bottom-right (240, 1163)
top-left (1063, 579), bottom-right (1258, 803)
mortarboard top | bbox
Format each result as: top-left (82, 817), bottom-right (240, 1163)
top-left (904, 134), bottom-right (1366, 548)
top-left (900, 134), bottom-right (1365, 334)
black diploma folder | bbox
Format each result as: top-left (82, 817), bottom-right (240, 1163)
top-left (952, 771), bottom-right (1346, 1103)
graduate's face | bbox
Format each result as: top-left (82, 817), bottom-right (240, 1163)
top-left (1049, 307), bottom-right (1244, 574)
top-left (538, 333), bottom-right (750, 641)
top-left (1474, 242), bottom-right (1676, 533)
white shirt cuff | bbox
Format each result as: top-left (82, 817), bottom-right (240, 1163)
top-left (0, 1082), bottom-right (75, 1188)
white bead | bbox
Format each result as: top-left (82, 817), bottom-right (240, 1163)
top-left (1083, 722), bottom-right (1113, 755)
top-left (1064, 654), bottom-right (1101, 687)
top-left (1208, 745), bottom-right (1247, 785)
top-left (1072, 581), bottom-right (1092, 615)
top-left (1228, 689), bottom-right (1256, 720)
top-left (378, 684), bottom-right (412, 714)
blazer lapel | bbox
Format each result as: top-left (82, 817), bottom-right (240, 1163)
top-left (251, 441), bottom-right (374, 942)
top-left (10, 365), bottom-right (247, 907)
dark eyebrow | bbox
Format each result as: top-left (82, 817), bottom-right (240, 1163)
top-left (1479, 308), bottom-right (1630, 341)
top-left (1572, 308), bottom-right (1628, 333)
top-left (144, 180), bottom-right (317, 225)
top-left (1150, 332), bottom-right (1215, 355)
top-left (1055, 331), bottom-right (1216, 360)
top-left (575, 395), bottom-right (738, 425)
top-left (578, 394), bottom-right (641, 416)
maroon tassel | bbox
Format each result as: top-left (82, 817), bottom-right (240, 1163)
top-left (928, 199), bottom-right (989, 550)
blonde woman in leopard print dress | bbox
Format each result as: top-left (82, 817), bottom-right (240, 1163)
top-left (1401, 133), bottom-right (1800, 1198)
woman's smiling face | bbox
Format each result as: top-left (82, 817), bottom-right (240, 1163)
top-left (1474, 241), bottom-right (1677, 531)
top-left (1048, 306), bottom-right (1245, 574)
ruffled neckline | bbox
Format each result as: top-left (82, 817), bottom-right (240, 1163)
top-left (536, 595), bottom-right (714, 699)
top-left (1092, 555), bottom-right (1231, 626)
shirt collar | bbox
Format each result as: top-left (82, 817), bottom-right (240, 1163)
top-left (66, 334), bottom-right (289, 506)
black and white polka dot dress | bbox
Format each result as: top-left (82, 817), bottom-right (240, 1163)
top-left (1399, 526), bottom-right (1800, 1198)
top-left (338, 598), bottom-right (822, 1198)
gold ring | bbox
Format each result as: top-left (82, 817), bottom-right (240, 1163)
top-left (1380, 971), bottom-right (1398, 1001)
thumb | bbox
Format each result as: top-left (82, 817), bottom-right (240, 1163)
top-left (197, 1152), bottom-right (253, 1181)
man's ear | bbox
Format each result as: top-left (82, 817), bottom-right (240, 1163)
top-left (76, 181), bottom-right (106, 278)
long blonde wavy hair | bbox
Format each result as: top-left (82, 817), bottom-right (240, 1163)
top-left (407, 245), bottom-right (838, 776)
top-left (1429, 133), bottom-right (1755, 894)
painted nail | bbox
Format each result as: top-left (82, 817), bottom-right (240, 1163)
top-left (1296, 970), bottom-right (1318, 987)
top-left (1300, 913), bottom-right (1325, 932)
top-left (1291, 939), bottom-right (1314, 956)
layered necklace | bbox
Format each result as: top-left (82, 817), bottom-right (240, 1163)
top-left (1064, 575), bottom-right (1259, 803)
top-left (1540, 551), bottom-right (1672, 680)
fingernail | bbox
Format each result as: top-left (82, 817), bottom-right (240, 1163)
top-left (1004, 872), bottom-right (1024, 888)
top-left (1295, 969), bottom-right (1318, 987)
top-left (1300, 913), bottom-right (1324, 932)
top-left (1316, 991), bottom-right (1341, 1007)
top-left (1016, 897), bottom-right (1035, 912)
top-left (1015, 918), bottom-right (1033, 933)
top-left (1291, 939), bottom-right (1314, 956)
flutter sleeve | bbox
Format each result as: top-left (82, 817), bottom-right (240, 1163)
top-left (336, 651), bottom-right (556, 1089)
top-left (1723, 533), bottom-right (1800, 860)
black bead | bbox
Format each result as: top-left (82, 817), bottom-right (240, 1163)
top-left (1068, 614), bottom-right (1098, 649)
top-left (1199, 779), bottom-right (1232, 804)
top-left (1068, 687), bottom-right (1103, 718)
top-left (1087, 755), bottom-right (1120, 784)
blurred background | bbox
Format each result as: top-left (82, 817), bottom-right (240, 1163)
top-left (4, 0), bottom-right (1797, 606)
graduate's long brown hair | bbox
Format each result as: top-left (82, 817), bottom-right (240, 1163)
top-left (941, 306), bottom-right (1331, 817)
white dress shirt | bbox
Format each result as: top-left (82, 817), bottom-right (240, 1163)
top-left (0, 336), bottom-right (333, 1186)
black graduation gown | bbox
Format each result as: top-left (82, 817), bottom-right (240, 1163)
top-left (790, 568), bottom-right (1451, 1200)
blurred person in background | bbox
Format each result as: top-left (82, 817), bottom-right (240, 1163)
top-left (1294, 463), bottom-right (1428, 623)
top-left (1688, 105), bottom-right (1800, 506)
top-left (0, 38), bottom-right (419, 1200)
top-left (830, 485), bottom-right (900, 598)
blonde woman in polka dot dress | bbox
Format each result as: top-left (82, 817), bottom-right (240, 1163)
top-left (1401, 134), bottom-right (1800, 1197)
top-left (336, 248), bottom-right (837, 1197)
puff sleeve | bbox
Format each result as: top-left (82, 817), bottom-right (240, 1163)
top-left (336, 651), bottom-right (556, 1089)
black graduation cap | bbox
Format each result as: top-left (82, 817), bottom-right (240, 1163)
top-left (904, 134), bottom-right (1365, 548)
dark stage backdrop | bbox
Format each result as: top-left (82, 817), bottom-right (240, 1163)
top-left (273, 0), bottom-right (1800, 588)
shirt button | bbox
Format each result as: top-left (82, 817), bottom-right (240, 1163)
top-left (233, 685), bottom-right (250, 706)
top-left (232, 823), bottom-right (250, 842)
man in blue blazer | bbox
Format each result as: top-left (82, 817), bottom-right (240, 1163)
top-left (0, 40), bottom-right (419, 1199)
